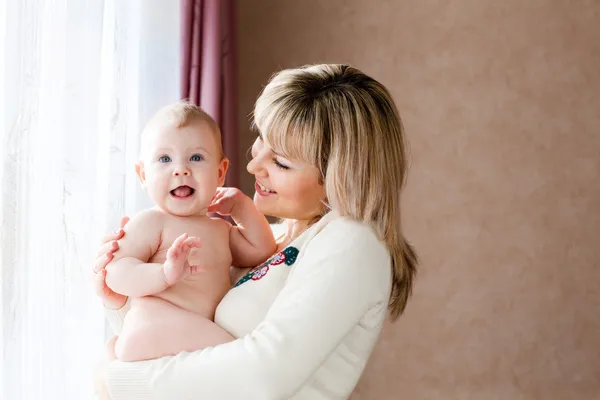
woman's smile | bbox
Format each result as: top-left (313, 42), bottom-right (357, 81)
top-left (255, 181), bottom-right (276, 196)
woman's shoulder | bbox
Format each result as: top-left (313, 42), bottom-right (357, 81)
top-left (310, 212), bottom-right (389, 256)
top-left (296, 212), bottom-right (391, 291)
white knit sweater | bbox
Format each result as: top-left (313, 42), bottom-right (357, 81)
top-left (105, 210), bottom-right (392, 400)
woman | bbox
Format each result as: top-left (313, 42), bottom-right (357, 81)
top-left (94, 64), bottom-right (417, 399)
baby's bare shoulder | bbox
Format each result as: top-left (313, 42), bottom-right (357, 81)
top-left (113, 208), bottom-right (165, 259)
top-left (126, 208), bottom-right (166, 234)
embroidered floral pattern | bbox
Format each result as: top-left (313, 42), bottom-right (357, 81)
top-left (270, 252), bottom-right (286, 266)
top-left (251, 266), bottom-right (269, 280)
top-left (233, 246), bottom-right (299, 288)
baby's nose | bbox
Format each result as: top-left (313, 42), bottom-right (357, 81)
top-left (173, 166), bottom-right (191, 176)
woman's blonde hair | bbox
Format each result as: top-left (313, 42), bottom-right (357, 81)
top-left (252, 64), bottom-right (417, 319)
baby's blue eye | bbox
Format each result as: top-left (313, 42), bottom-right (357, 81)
top-left (158, 155), bottom-right (171, 163)
top-left (190, 154), bottom-right (203, 162)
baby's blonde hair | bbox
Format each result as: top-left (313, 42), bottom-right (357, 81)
top-left (141, 101), bottom-right (223, 158)
top-left (252, 64), bottom-right (418, 319)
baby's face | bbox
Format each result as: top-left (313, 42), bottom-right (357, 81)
top-left (138, 120), bottom-right (227, 216)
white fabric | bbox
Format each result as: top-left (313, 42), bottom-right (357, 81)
top-left (0, 1), bottom-right (180, 399)
top-left (106, 212), bottom-right (392, 400)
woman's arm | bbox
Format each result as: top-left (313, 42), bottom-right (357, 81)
top-left (106, 219), bottom-right (392, 400)
top-left (103, 298), bottom-right (131, 335)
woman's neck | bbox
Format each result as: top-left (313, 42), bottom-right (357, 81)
top-left (277, 218), bottom-right (311, 250)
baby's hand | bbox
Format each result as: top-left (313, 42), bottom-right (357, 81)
top-left (208, 187), bottom-right (246, 216)
top-left (163, 233), bottom-right (202, 286)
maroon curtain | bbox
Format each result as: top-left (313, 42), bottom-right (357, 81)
top-left (181, 0), bottom-right (239, 188)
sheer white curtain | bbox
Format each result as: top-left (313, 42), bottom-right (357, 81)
top-left (0, 1), bottom-right (180, 399)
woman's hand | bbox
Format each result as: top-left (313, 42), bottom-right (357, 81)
top-left (93, 217), bottom-right (130, 310)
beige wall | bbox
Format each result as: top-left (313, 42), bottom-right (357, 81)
top-left (237, 1), bottom-right (600, 399)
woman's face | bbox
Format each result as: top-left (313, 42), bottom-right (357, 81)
top-left (247, 135), bottom-right (325, 221)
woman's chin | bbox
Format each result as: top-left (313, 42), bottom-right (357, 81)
top-left (253, 195), bottom-right (276, 216)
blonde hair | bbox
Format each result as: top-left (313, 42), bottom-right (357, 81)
top-left (252, 64), bottom-right (417, 319)
top-left (141, 101), bottom-right (223, 157)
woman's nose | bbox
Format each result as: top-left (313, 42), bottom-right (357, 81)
top-left (247, 149), bottom-right (267, 176)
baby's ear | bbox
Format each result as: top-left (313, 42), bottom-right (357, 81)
top-left (217, 157), bottom-right (229, 186)
top-left (135, 161), bottom-right (147, 187)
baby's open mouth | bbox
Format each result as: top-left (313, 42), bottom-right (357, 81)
top-left (170, 185), bottom-right (195, 198)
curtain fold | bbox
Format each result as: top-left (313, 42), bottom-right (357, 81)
top-left (181, 0), bottom-right (239, 188)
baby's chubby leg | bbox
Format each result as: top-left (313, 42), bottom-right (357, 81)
top-left (115, 305), bottom-right (235, 362)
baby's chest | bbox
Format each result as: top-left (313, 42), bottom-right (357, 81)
top-left (154, 223), bottom-right (231, 267)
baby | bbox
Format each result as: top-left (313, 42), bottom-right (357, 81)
top-left (105, 102), bottom-right (276, 362)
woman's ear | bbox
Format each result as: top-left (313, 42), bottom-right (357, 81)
top-left (217, 157), bottom-right (229, 186)
top-left (135, 161), bottom-right (146, 187)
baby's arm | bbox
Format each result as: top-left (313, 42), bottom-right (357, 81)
top-left (105, 209), bottom-right (167, 297)
top-left (210, 188), bottom-right (276, 267)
